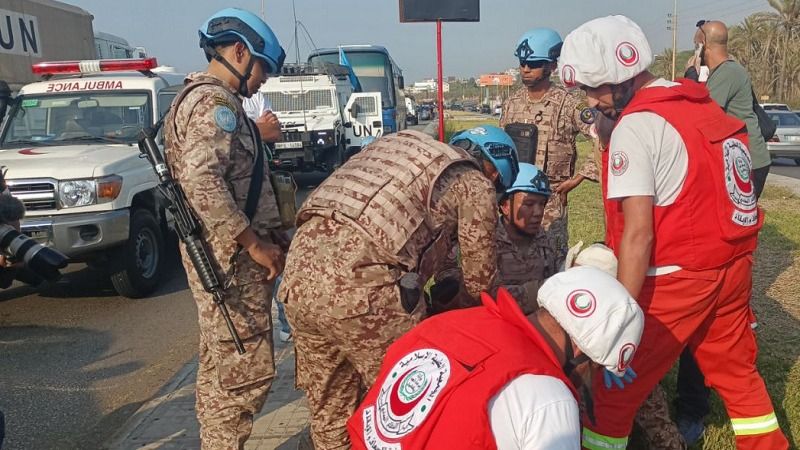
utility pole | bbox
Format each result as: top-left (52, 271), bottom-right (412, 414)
top-left (260, 0), bottom-right (265, 19)
top-left (667, 0), bottom-right (678, 80)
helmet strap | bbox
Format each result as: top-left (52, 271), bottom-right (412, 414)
top-left (562, 333), bottom-right (596, 425)
top-left (203, 42), bottom-right (255, 97)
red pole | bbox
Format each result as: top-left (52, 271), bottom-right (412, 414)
top-left (436, 19), bottom-right (445, 142)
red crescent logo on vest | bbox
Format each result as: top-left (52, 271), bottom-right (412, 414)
top-left (566, 289), bottom-right (597, 318)
top-left (562, 65), bottom-right (577, 88)
top-left (616, 42), bottom-right (640, 67)
top-left (18, 148), bottom-right (47, 155)
top-left (722, 138), bottom-right (758, 226)
top-left (617, 342), bottom-right (637, 372)
top-left (388, 366), bottom-right (432, 417)
top-left (372, 348), bottom-right (451, 440)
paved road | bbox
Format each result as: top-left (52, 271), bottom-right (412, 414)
top-left (770, 158), bottom-right (800, 180)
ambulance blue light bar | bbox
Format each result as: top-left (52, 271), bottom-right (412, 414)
top-left (32, 58), bottom-right (159, 76)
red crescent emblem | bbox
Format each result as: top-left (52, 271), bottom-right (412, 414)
top-left (616, 42), bottom-right (640, 67)
top-left (733, 159), bottom-right (753, 195)
top-left (18, 148), bottom-right (46, 155)
top-left (389, 367), bottom-right (431, 417)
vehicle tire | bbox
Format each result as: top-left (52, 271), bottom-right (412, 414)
top-left (794, 158), bottom-right (800, 166)
top-left (324, 142), bottom-right (346, 173)
top-left (110, 208), bottom-right (164, 298)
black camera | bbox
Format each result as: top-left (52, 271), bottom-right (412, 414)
top-left (0, 224), bottom-right (68, 284)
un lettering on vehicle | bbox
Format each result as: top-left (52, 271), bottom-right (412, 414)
top-left (0, 8), bottom-right (41, 56)
top-left (45, 80), bottom-right (124, 93)
top-left (353, 123), bottom-right (382, 138)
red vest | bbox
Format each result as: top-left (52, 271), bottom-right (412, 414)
top-left (347, 289), bottom-right (577, 450)
top-left (602, 80), bottom-right (762, 270)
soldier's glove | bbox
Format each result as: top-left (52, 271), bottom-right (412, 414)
top-left (603, 367), bottom-right (637, 390)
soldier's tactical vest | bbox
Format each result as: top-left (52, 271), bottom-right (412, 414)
top-left (495, 224), bottom-right (552, 314)
top-left (297, 130), bottom-right (478, 273)
top-left (534, 87), bottom-right (574, 183)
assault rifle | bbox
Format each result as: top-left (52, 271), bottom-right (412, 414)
top-left (138, 119), bottom-right (245, 354)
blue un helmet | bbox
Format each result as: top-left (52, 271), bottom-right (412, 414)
top-left (514, 28), bottom-right (563, 64)
top-left (199, 8), bottom-right (286, 95)
top-left (503, 163), bottom-right (551, 200)
top-left (449, 125), bottom-right (520, 190)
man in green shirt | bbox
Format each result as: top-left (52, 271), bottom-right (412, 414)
top-left (676, 20), bottom-right (770, 445)
top-left (692, 20), bottom-right (771, 196)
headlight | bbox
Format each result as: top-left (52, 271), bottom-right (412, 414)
top-left (58, 175), bottom-right (123, 208)
top-left (313, 131), bottom-right (335, 146)
top-left (59, 180), bottom-right (96, 208)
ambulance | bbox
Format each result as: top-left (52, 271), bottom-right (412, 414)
top-left (0, 58), bottom-right (184, 298)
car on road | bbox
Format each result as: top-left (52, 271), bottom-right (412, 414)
top-left (480, 104), bottom-right (491, 115)
top-left (766, 111), bottom-right (800, 164)
top-left (451, 102), bottom-right (463, 111)
top-left (494, 105), bottom-right (502, 116)
top-left (418, 105), bottom-right (432, 121)
top-left (761, 103), bottom-right (791, 111)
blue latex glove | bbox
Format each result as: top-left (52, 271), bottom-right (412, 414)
top-left (603, 367), bottom-right (637, 389)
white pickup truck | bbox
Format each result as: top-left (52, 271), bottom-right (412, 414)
top-left (0, 58), bottom-right (183, 297)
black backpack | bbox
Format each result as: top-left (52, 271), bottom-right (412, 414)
top-left (751, 91), bottom-right (776, 141)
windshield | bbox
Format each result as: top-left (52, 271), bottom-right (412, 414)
top-left (309, 50), bottom-right (396, 109)
top-left (768, 112), bottom-right (800, 127)
top-left (1, 92), bottom-right (151, 147)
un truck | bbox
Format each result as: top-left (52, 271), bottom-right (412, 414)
top-left (262, 63), bottom-right (382, 173)
top-left (0, 0), bottom-right (96, 93)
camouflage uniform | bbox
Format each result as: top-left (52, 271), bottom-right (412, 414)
top-left (495, 219), bottom-right (559, 314)
top-left (500, 85), bottom-right (598, 264)
top-left (164, 72), bottom-right (283, 450)
top-left (635, 386), bottom-right (687, 450)
top-left (277, 130), bottom-right (498, 450)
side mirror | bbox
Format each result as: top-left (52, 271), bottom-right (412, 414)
top-left (398, 76), bottom-right (405, 90)
top-left (0, 80), bottom-right (10, 119)
top-left (349, 103), bottom-right (360, 119)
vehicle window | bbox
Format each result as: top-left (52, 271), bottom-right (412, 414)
top-left (1, 92), bottom-right (152, 147)
top-left (309, 51), bottom-right (395, 109)
top-left (778, 113), bottom-right (800, 126)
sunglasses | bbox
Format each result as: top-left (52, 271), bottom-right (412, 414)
top-left (520, 60), bottom-right (549, 70)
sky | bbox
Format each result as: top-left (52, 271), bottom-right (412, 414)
top-left (67, 0), bottom-right (771, 82)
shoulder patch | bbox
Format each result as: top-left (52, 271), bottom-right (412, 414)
top-left (610, 151), bottom-right (629, 176)
top-left (214, 106), bottom-right (238, 133)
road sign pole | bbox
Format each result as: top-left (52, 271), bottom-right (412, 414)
top-left (436, 19), bottom-right (445, 142)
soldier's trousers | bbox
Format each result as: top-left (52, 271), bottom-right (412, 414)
top-left (634, 385), bottom-right (686, 449)
top-left (191, 281), bottom-right (276, 450)
top-left (285, 283), bottom-right (418, 450)
top-left (542, 189), bottom-right (569, 266)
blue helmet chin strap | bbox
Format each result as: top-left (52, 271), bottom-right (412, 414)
top-left (201, 38), bottom-right (257, 97)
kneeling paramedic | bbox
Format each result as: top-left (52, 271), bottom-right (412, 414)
top-left (278, 126), bottom-right (519, 449)
top-left (348, 266), bottom-right (644, 450)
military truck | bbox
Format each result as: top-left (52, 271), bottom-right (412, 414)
top-left (261, 63), bottom-right (382, 173)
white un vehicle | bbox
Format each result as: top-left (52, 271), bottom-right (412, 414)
top-left (262, 63), bottom-right (382, 173)
top-left (0, 58), bottom-right (184, 297)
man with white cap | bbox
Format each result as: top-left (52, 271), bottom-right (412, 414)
top-left (559, 15), bottom-right (788, 450)
top-left (347, 266), bottom-right (644, 450)
top-left (566, 242), bottom-right (685, 450)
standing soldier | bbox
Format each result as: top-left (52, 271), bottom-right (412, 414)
top-left (163, 8), bottom-right (287, 449)
top-left (500, 27), bottom-right (599, 264)
top-left (278, 126), bottom-right (519, 449)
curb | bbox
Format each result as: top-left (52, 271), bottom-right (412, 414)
top-left (103, 358), bottom-right (197, 449)
top-left (765, 173), bottom-right (800, 195)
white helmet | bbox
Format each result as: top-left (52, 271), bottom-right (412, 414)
top-left (558, 15), bottom-right (653, 89)
top-left (537, 266), bottom-right (643, 376)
